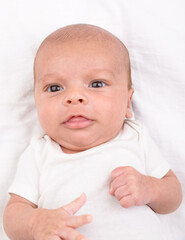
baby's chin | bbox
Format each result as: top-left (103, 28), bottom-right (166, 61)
top-left (51, 126), bottom-right (123, 154)
top-left (59, 133), bottom-right (120, 154)
top-left (60, 145), bottom-right (89, 154)
top-left (59, 140), bottom-right (102, 154)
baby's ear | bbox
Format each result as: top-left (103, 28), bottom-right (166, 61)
top-left (126, 88), bottom-right (134, 119)
top-left (126, 108), bottom-right (133, 119)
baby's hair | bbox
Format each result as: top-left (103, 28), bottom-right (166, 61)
top-left (34, 24), bottom-right (132, 89)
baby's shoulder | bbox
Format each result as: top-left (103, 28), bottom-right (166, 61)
top-left (124, 119), bottom-right (158, 150)
top-left (124, 119), bottom-right (144, 135)
top-left (30, 134), bottom-right (49, 147)
top-left (29, 134), bottom-right (55, 155)
top-left (122, 119), bottom-right (151, 145)
top-left (26, 134), bottom-right (60, 168)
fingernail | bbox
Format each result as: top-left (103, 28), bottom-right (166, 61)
top-left (87, 215), bottom-right (93, 222)
top-left (81, 192), bottom-right (86, 198)
top-left (109, 186), bottom-right (113, 194)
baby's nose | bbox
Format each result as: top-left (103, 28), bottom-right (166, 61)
top-left (63, 90), bottom-right (88, 105)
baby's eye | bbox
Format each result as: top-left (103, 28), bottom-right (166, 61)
top-left (89, 81), bottom-right (107, 88)
top-left (47, 85), bottom-right (63, 92)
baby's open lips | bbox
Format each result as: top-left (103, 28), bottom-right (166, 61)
top-left (65, 115), bottom-right (89, 122)
top-left (63, 115), bottom-right (94, 128)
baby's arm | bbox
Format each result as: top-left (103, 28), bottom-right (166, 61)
top-left (3, 193), bottom-right (92, 240)
top-left (109, 167), bottom-right (182, 214)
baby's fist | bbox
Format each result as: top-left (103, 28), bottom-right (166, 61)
top-left (110, 166), bottom-right (151, 208)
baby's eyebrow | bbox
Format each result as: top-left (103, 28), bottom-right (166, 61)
top-left (39, 69), bottom-right (115, 81)
top-left (85, 68), bottom-right (116, 78)
top-left (38, 73), bottom-right (62, 83)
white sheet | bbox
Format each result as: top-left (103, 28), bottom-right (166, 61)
top-left (0, 0), bottom-right (185, 239)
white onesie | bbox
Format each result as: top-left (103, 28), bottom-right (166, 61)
top-left (9, 120), bottom-right (170, 240)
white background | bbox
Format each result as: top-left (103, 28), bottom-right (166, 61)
top-left (0, 0), bottom-right (185, 239)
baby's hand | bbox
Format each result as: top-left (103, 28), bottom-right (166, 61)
top-left (109, 166), bottom-right (152, 208)
top-left (31, 193), bottom-right (92, 240)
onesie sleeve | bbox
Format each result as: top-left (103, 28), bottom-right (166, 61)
top-left (8, 139), bottom-right (40, 205)
top-left (141, 126), bottom-right (171, 179)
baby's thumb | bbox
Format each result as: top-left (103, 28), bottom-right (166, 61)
top-left (62, 193), bottom-right (87, 215)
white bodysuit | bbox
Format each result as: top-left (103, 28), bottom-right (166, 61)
top-left (9, 120), bottom-right (170, 240)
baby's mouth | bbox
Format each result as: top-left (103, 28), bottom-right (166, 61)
top-left (63, 115), bottom-right (93, 129)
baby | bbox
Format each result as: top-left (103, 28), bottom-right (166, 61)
top-left (3, 24), bottom-right (182, 240)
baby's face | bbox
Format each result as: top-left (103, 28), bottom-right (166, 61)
top-left (34, 39), bottom-right (133, 153)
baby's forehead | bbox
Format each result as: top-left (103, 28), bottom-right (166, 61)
top-left (42, 38), bottom-right (124, 60)
top-left (36, 38), bottom-right (128, 77)
top-left (34, 24), bottom-right (131, 87)
top-left (38, 38), bottom-right (128, 71)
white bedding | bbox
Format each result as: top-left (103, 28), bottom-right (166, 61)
top-left (0, 0), bottom-right (185, 239)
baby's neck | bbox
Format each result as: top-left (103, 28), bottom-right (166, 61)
top-left (61, 146), bottom-right (85, 154)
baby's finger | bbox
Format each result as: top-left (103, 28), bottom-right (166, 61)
top-left (111, 166), bottom-right (127, 180)
top-left (119, 195), bottom-right (135, 208)
top-left (62, 193), bottom-right (87, 216)
top-left (114, 185), bottom-right (130, 200)
top-left (59, 227), bottom-right (88, 240)
top-left (111, 166), bottom-right (135, 180)
top-left (109, 174), bottom-right (126, 194)
top-left (49, 236), bottom-right (62, 240)
top-left (66, 214), bottom-right (93, 228)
